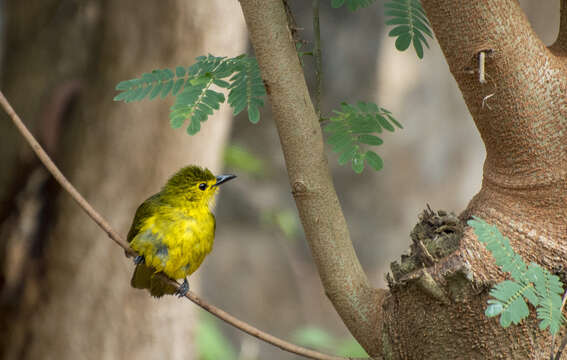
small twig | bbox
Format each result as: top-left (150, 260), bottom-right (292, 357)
top-left (560, 288), bottom-right (567, 314)
top-left (313, 0), bottom-right (323, 118)
top-left (481, 93), bottom-right (494, 110)
top-left (478, 51), bottom-right (486, 84)
top-left (164, 276), bottom-right (351, 360)
top-left (416, 240), bottom-right (436, 267)
top-left (1, 90), bottom-right (361, 360)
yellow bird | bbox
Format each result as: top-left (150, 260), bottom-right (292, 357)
top-left (127, 166), bottom-right (235, 297)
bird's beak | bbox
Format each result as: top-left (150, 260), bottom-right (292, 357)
top-left (213, 174), bottom-right (236, 187)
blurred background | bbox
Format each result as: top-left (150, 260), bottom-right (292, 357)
top-left (0, 1), bottom-right (558, 359)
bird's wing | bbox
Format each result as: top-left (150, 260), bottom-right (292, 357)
top-left (126, 193), bottom-right (161, 243)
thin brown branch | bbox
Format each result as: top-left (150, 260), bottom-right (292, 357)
top-left (162, 275), bottom-right (363, 360)
top-left (0, 90), bottom-right (362, 360)
top-left (239, 0), bottom-right (382, 356)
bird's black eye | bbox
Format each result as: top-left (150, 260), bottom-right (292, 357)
top-left (198, 183), bottom-right (207, 191)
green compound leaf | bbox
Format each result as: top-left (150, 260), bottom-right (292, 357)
top-left (172, 78), bottom-right (185, 95)
top-left (175, 66), bottom-right (186, 78)
top-left (469, 217), bottom-right (565, 335)
top-left (470, 217), bottom-right (528, 280)
top-left (530, 264), bottom-right (565, 334)
top-left (324, 101), bottom-right (400, 173)
top-left (365, 150), bottom-right (383, 171)
top-left (385, 0), bottom-right (433, 59)
top-left (228, 56), bottom-right (266, 124)
top-left (413, 36), bottom-right (424, 58)
top-left (149, 82), bottom-right (164, 100)
top-left (338, 144), bottom-right (357, 165)
top-left (358, 134), bottom-right (383, 145)
top-left (485, 300), bottom-right (504, 317)
top-left (386, 113), bottom-right (404, 128)
top-left (161, 80), bottom-right (174, 98)
top-left (395, 33), bottom-right (412, 51)
top-left (488, 280), bottom-right (534, 327)
top-left (352, 153), bottom-right (364, 174)
top-left (114, 54), bottom-right (267, 136)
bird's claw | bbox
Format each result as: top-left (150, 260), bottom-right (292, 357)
top-left (134, 255), bottom-right (145, 265)
top-left (175, 278), bottom-right (190, 297)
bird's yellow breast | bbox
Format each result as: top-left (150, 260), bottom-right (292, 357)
top-left (130, 206), bottom-right (215, 280)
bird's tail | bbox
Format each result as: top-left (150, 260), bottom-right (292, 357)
top-left (131, 264), bottom-right (177, 298)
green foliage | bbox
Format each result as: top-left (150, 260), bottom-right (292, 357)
top-left (114, 54), bottom-right (266, 135)
top-left (330, 0), bottom-right (376, 11)
top-left (384, 0), bottom-right (433, 59)
top-left (223, 144), bottom-right (265, 177)
top-left (196, 314), bottom-right (237, 360)
top-left (227, 56), bottom-right (265, 124)
top-left (324, 101), bottom-right (402, 173)
top-left (291, 326), bottom-right (368, 357)
top-left (469, 217), bottom-right (565, 335)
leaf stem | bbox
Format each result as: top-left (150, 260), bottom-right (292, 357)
top-left (313, 0), bottom-right (323, 118)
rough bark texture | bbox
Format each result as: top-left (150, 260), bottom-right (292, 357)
top-left (382, 0), bottom-right (567, 358)
top-left (241, 0), bottom-right (566, 359)
top-left (0, 1), bottom-right (245, 359)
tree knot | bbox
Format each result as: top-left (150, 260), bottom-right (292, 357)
top-left (291, 180), bottom-right (308, 197)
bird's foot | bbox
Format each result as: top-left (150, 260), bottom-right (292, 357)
top-left (134, 255), bottom-right (145, 265)
top-left (175, 278), bottom-right (190, 297)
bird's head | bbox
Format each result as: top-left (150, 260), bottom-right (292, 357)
top-left (162, 166), bottom-right (236, 209)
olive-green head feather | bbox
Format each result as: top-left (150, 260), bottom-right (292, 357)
top-left (161, 166), bottom-right (235, 209)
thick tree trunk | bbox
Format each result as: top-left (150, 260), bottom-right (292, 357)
top-left (0, 1), bottom-right (245, 359)
top-left (240, 0), bottom-right (566, 359)
top-left (379, 1), bottom-right (567, 358)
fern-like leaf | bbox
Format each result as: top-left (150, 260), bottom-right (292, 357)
top-left (384, 0), bottom-right (432, 59)
top-left (331, 0), bottom-right (376, 11)
top-left (528, 264), bottom-right (565, 334)
top-left (228, 56), bottom-right (266, 124)
top-left (324, 101), bottom-right (402, 173)
top-left (170, 84), bottom-right (225, 135)
top-left (114, 54), bottom-right (267, 136)
top-left (469, 217), bottom-right (528, 280)
top-left (114, 69), bottom-right (177, 103)
top-left (469, 217), bottom-right (566, 335)
top-left (486, 280), bottom-right (536, 327)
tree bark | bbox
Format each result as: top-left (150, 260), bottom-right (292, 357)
top-left (0, 1), bottom-right (245, 359)
top-left (241, 0), bottom-right (566, 359)
top-left (380, 1), bottom-right (566, 357)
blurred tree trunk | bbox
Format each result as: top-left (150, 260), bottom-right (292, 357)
top-left (0, 1), bottom-right (245, 359)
